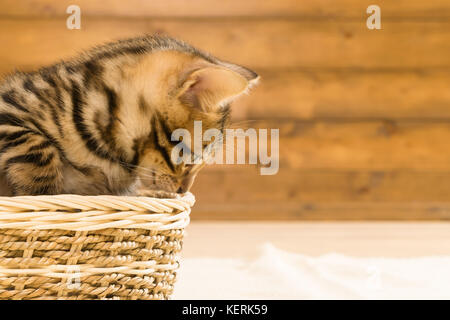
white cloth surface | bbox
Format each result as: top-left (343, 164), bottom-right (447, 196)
top-left (173, 243), bottom-right (450, 299)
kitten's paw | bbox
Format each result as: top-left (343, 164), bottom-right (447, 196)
top-left (136, 189), bottom-right (179, 199)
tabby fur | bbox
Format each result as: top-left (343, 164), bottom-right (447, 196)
top-left (0, 35), bottom-right (258, 197)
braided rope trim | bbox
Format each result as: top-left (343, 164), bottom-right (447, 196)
top-left (0, 261), bottom-right (180, 276)
top-left (0, 193), bottom-right (195, 231)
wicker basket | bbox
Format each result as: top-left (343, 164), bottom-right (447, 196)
top-left (0, 193), bottom-right (194, 300)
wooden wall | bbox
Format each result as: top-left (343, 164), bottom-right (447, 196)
top-left (0, 1), bottom-right (449, 220)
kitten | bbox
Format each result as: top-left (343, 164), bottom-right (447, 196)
top-left (0, 35), bottom-right (258, 197)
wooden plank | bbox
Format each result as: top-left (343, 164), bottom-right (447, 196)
top-left (192, 168), bottom-right (450, 203)
top-left (190, 168), bottom-right (450, 220)
top-left (209, 120), bottom-right (450, 170)
top-left (234, 70), bottom-right (450, 120)
top-left (0, 19), bottom-right (449, 73)
top-left (0, 0), bottom-right (449, 18)
top-left (191, 202), bottom-right (450, 220)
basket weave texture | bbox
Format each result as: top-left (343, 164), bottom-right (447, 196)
top-left (0, 193), bottom-right (194, 300)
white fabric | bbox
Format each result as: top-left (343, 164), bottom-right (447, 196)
top-left (173, 243), bottom-right (450, 299)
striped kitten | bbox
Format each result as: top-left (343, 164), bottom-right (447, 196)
top-left (0, 35), bottom-right (258, 197)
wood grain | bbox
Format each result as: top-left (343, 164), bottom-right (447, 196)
top-left (0, 0), bottom-right (448, 18)
top-left (193, 168), bottom-right (450, 202)
top-left (0, 1), bottom-right (448, 220)
top-left (234, 70), bottom-right (450, 120)
top-left (190, 168), bottom-right (450, 220)
top-left (0, 19), bottom-right (449, 73)
top-left (220, 120), bottom-right (450, 170)
top-left (191, 202), bottom-right (450, 220)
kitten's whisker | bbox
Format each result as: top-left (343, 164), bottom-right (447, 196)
top-left (111, 176), bottom-right (164, 183)
top-left (137, 172), bottom-right (160, 180)
top-left (117, 161), bottom-right (161, 174)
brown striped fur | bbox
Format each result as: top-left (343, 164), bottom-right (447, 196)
top-left (0, 35), bottom-right (258, 196)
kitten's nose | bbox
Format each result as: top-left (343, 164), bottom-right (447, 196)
top-left (176, 186), bottom-right (185, 194)
top-left (177, 176), bottom-right (195, 194)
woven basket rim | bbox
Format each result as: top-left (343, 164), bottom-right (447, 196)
top-left (0, 192), bottom-right (195, 231)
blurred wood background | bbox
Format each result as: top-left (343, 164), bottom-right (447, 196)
top-left (0, 0), bottom-right (449, 220)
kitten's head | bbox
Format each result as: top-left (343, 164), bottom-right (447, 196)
top-left (120, 36), bottom-right (259, 194)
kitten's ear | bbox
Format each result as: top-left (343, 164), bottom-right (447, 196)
top-left (178, 67), bottom-right (251, 112)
